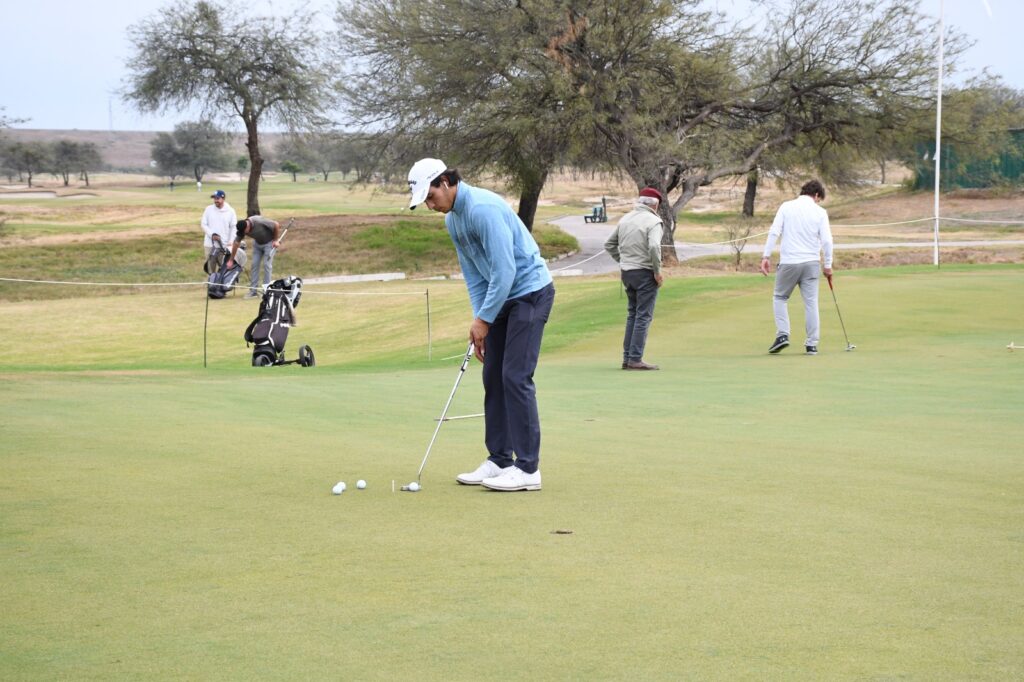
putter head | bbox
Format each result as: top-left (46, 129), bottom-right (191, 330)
top-left (845, 343), bottom-right (857, 351)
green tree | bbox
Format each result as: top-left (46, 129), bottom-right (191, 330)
top-left (278, 131), bottom-right (359, 182)
top-left (910, 81), bottom-right (1024, 189)
top-left (124, 0), bottom-right (337, 216)
top-left (170, 120), bottom-right (232, 182)
top-left (337, 0), bottom-right (586, 230)
top-left (76, 142), bottom-right (103, 187)
top-left (280, 160), bottom-right (303, 182)
top-left (335, 133), bottom-right (380, 182)
top-left (0, 107), bottom-right (28, 183)
top-left (51, 140), bottom-right (82, 187)
top-left (7, 141), bottom-right (51, 188)
top-left (236, 155), bottom-right (249, 181)
top-left (150, 132), bottom-right (190, 181)
top-left (543, 0), bottom-right (949, 261)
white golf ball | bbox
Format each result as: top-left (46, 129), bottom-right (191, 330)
top-left (356, 479), bottom-right (367, 490)
top-left (332, 481), bottom-right (346, 495)
top-left (407, 481), bottom-right (420, 492)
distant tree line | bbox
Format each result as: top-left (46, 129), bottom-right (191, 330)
top-left (145, 119), bottom-right (376, 186)
top-left (0, 138), bottom-right (104, 188)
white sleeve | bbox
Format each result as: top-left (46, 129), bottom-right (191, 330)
top-left (820, 211), bottom-right (834, 268)
top-left (762, 206), bottom-right (784, 259)
top-left (200, 207), bottom-right (216, 240)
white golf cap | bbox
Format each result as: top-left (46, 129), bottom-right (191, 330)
top-left (407, 158), bottom-right (447, 209)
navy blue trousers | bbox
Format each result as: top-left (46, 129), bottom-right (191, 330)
top-left (483, 283), bottom-right (555, 475)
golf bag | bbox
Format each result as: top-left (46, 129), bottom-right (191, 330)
top-left (243, 276), bottom-right (315, 368)
top-left (205, 240), bottom-right (242, 299)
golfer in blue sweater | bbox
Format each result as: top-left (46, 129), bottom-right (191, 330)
top-left (408, 158), bottom-right (555, 492)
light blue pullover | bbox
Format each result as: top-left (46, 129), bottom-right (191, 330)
top-left (446, 182), bottom-right (553, 323)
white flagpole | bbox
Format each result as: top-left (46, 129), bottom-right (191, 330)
top-left (933, 0), bottom-right (945, 267)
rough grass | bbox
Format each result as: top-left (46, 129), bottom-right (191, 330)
top-left (1, 267), bottom-right (1022, 679)
top-left (0, 212), bottom-right (578, 302)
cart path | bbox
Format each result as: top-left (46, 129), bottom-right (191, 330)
top-left (548, 215), bottom-right (1024, 275)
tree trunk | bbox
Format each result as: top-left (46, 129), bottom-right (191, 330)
top-left (244, 115), bottom-right (263, 217)
top-left (742, 168), bottom-right (759, 217)
top-left (879, 158), bottom-right (887, 184)
top-left (84, 170), bottom-right (90, 187)
top-left (61, 171), bottom-right (70, 187)
top-left (516, 169), bottom-right (548, 232)
top-left (27, 171), bottom-right (33, 188)
top-left (658, 193), bottom-right (678, 265)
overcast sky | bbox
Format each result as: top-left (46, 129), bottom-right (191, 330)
top-left (3, 0), bottom-right (1021, 132)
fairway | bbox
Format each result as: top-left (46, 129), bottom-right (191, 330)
top-left (2, 267), bottom-right (1022, 679)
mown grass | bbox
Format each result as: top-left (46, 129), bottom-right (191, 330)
top-left (1, 267), bottom-right (1022, 679)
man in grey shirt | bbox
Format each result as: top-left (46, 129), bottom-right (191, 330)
top-left (604, 187), bottom-right (665, 370)
top-left (228, 216), bottom-right (282, 298)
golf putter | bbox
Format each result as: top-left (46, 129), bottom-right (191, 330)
top-left (414, 341), bottom-right (475, 483)
top-left (271, 218), bottom-right (293, 256)
top-left (826, 273), bottom-right (856, 351)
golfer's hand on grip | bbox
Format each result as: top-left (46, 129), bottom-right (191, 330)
top-left (470, 318), bottom-right (489, 362)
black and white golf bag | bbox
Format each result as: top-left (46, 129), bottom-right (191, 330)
top-left (205, 240), bottom-right (242, 299)
top-left (243, 276), bottom-right (315, 367)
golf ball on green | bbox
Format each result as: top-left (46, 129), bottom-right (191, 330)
top-left (408, 481), bottom-right (420, 492)
top-left (356, 480), bottom-right (367, 489)
top-left (332, 481), bottom-right (346, 495)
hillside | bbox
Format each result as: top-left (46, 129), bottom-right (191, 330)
top-left (3, 128), bottom-right (284, 171)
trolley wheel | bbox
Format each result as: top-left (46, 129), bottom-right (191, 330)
top-left (298, 345), bottom-right (315, 368)
top-left (252, 351), bottom-right (275, 367)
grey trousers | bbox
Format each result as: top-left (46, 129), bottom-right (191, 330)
top-left (621, 268), bottom-right (659, 362)
top-left (250, 241), bottom-right (275, 293)
top-left (773, 261), bottom-right (821, 346)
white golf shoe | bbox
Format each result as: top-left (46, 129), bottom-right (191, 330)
top-left (481, 466), bottom-right (541, 492)
top-left (456, 460), bottom-right (505, 486)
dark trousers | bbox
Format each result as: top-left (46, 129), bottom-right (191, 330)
top-left (483, 283), bottom-right (555, 475)
top-left (621, 269), bottom-right (659, 362)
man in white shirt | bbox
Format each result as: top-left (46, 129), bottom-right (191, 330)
top-left (760, 180), bottom-right (834, 355)
top-left (201, 190), bottom-right (238, 259)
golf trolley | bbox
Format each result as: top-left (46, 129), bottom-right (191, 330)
top-left (243, 275), bottom-right (315, 368)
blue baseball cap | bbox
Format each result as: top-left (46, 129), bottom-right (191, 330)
top-left (210, 190), bottom-right (226, 199)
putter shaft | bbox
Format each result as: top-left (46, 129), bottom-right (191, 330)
top-left (827, 274), bottom-right (855, 350)
top-left (416, 341), bottom-right (475, 481)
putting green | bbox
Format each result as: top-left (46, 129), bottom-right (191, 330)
top-left (1, 266), bottom-right (1022, 679)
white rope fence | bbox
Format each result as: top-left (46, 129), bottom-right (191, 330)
top-left (0, 276), bottom-right (429, 297)
top-left (829, 217), bottom-right (935, 228)
top-left (550, 250), bottom-right (607, 272)
top-left (668, 214), bottom-right (1023, 249)
top-left (941, 216), bottom-right (1024, 225)
top-left (677, 230), bottom-right (769, 247)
